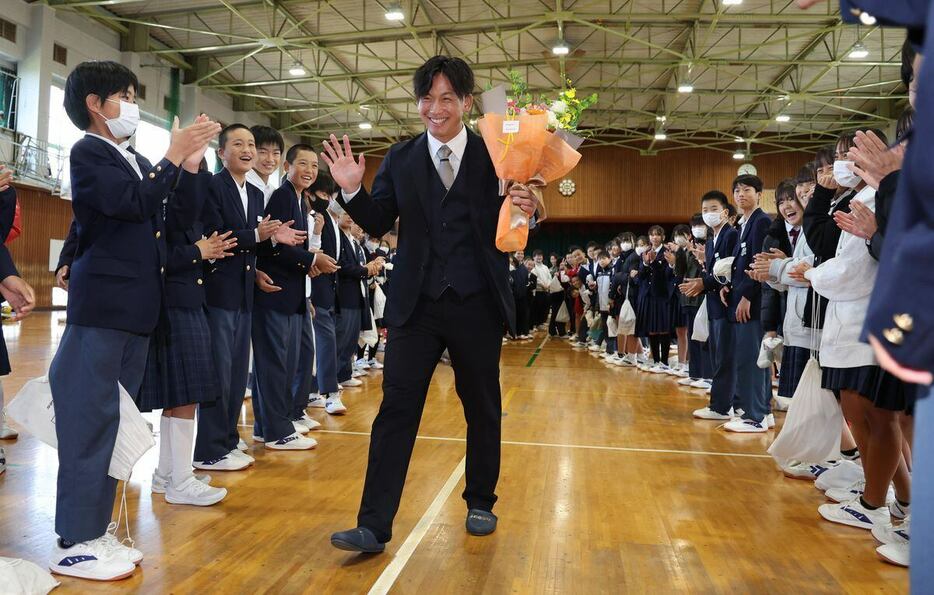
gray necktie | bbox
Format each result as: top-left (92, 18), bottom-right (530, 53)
top-left (437, 145), bottom-right (455, 190)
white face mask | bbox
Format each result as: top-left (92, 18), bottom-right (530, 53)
top-left (702, 211), bottom-right (723, 228)
top-left (620, 242), bottom-right (633, 252)
top-left (692, 226), bottom-right (707, 239)
top-left (833, 160), bottom-right (861, 188)
top-left (99, 99), bottom-right (140, 139)
top-left (674, 236), bottom-right (688, 247)
top-left (635, 246), bottom-right (648, 256)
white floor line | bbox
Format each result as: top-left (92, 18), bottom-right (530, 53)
top-left (313, 429), bottom-right (772, 459)
top-left (367, 456), bottom-right (467, 595)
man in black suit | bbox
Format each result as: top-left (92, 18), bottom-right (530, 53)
top-left (323, 56), bottom-right (540, 553)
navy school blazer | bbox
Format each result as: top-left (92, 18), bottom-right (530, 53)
top-left (727, 207), bottom-right (772, 323)
top-left (163, 171), bottom-right (213, 309)
top-left (701, 225), bottom-right (739, 321)
top-left (309, 211), bottom-right (340, 311)
top-left (0, 186), bottom-right (16, 243)
top-left (0, 244), bottom-right (18, 375)
top-left (201, 169), bottom-right (264, 312)
top-left (66, 135), bottom-right (177, 335)
top-left (336, 231), bottom-right (369, 311)
top-left (254, 180), bottom-right (317, 315)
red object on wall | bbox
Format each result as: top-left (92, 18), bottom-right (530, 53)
top-left (5, 199), bottom-right (21, 244)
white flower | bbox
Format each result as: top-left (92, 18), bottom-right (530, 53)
top-left (547, 110), bottom-right (559, 129)
top-left (550, 100), bottom-right (568, 114)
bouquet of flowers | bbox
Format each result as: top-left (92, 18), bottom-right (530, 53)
top-left (477, 72), bottom-right (597, 251)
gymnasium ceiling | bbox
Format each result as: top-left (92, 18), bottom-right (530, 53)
top-left (43, 0), bottom-right (907, 156)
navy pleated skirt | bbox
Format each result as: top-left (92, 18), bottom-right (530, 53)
top-left (778, 345), bottom-right (810, 398)
top-left (821, 365), bottom-right (878, 400)
top-left (873, 369), bottom-right (918, 414)
top-left (138, 306), bottom-right (219, 412)
top-left (636, 296), bottom-right (671, 336)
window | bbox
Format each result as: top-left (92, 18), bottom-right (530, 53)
top-left (0, 18), bottom-right (15, 43)
top-left (133, 118), bottom-right (170, 161)
top-left (47, 84), bottom-right (84, 197)
top-left (137, 83), bottom-right (146, 101)
top-left (53, 44), bottom-right (67, 66)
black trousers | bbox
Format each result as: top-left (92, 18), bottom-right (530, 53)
top-left (532, 292), bottom-right (549, 326)
top-left (515, 297), bottom-right (530, 336)
top-left (357, 290), bottom-right (503, 542)
top-left (548, 291), bottom-right (567, 336)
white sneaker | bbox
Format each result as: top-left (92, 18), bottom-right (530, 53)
top-left (49, 536), bottom-right (136, 581)
top-left (229, 449), bottom-right (254, 464)
top-left (342, 378), bottom-right (363, 387)
top-left (781, 460), bottom-right (819, 480)
top-left (650, 364), bottom-right (670, 374)
top-left (298, 413), bottom-right (321, 431)
top-left (872, 516), bottom-right (910, 545)
top-left (151, 470), bottom-right (211, 494)
top-left (619, 354), bottom-right (637, 367)
top-left (0, 422), bottom-right (18, 439)
top-left (691, 379), bottom-right (711, 389)
top-left (877, 542), bottom-right (910, 567)
top-left (237, 439), bottom-right (247, 451)
top-left (100, 524), bottom-right (143, 566)
top-left (678, 377), bottom-right (696, 386)
top-left (723, 418), bottom-right (768, 433)
top-left (355, 358), bottom-right (370, 370)
top-left (773, 396), bottom-right (792, 411)
top-left (819, 498), bottom-right (889, 530)
top-left (307, 394), bottom-right (326, 408)
top-left (637, 363), bottom-right (652, 372)
top-left (293, 420), bottom-right (312, 434)
top-left (0, 447), bottom-right (4, 475)
top-left (815, 459), bottom-right (864, 493)
top-left (826, 480), bottom-right (895, 504)
top-left (889, 500), bottom-right (910, 520)
top-left (672, 366), bottom-right (688, 377)
top-left (265, 432), bottom-right (317, 450)
top-left (166, 476), bottom-right (228, 506)
top-left (588, 344), bottom-right (602, 352)
top-left (193, 454), bottom-right (250, 471)
top-left (368, 359), bottom-right (384, 370)
top-left (252, 434), bottom-right (265, 443)
top-left (693, 407), bottom-right (732, 421)
top-left (352, 369), bottom-right (367, 378)
top-left (766, 413), bottom-right (776, 428)
top-left (325, 396), bottom-right (348, 415)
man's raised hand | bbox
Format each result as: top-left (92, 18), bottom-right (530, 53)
top-left (321, 134), bottom-right (366, 194)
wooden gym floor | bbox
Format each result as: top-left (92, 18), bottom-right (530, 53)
top-left (0, 313), bottom-right (908, 594)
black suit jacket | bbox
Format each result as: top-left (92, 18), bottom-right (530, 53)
top-left (0, 243), bottom-right (17, 375)
top-left (337, 129), bottom-right (516, 334)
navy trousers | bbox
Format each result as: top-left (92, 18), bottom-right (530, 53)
top-left (310, 306), bottom-right (339, 396)
top-left (291, 307), bottom-right (315, 418)
top-left (685, 305), bottom-right (712, 379)
top-left (708, 317), bottom-right (736, 415)
top-left (195, 306), bottom-right (251, 462)
top-left (252, 307), bottom-right (302, 442)
top-left (49, 324), bottom-right (149, 542)
top-left (336, 307), bottom-right (361, 383)
top-left (732, 319), bottom-right (771, 422)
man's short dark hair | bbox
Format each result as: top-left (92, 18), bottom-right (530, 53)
top-left (597, 250), bottom-right (610, 260)
top-left (690, 212), bottom-right (705, 226)
top-left (673, 224), bottom-right (690, 238)
top-left (413, 56), bottom-right (475, 100)
top-left (732, 174), bottom-right (763, 193)
top-left (219, 123), bottom-right (251, 149)
top-left (532, 249), bottom-right (544, 257)
top-left (285, 143), bottom-right (315, 164)
top-left (586, 241), bottom-right (600, 250)
top-left (251, 125), bottom-right (284, 152)
top-left (64, 61), bottom-right (139, 131)
top-left (309, 171), bottom-right (338, 196)
top-left (700, 190), bottom-right (729, 209)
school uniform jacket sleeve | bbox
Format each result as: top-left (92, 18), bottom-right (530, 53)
top-left (70, 138), bottom-right (177, 222)
top-left (803, 184), bottom-right (845, 261)
top-left (337, 149), bottom-right (400, 238)
top-left (0, 186), bottom-right (16, 243)
top-left (733, 215), bottom-right (771, 302)
top-left (337, 236), bottom-right (369, 280)
top-left (0, 243), bottom-right (18, 280)
top-left (56, 219), bottom-right (79, 274)
top-left (260, 187), bottom-right (316, 271)
top-left (201, 177), bottom-right (257, 252)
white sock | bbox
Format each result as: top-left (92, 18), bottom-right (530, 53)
top-left (156, 415), bottom-right (172, 478)
top-left (169, 417), bottom-right (196, 488)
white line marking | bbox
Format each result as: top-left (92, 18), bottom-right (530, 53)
top-left (313, 430), bottom-right (772, 459)
top-left (367, 457), bottom-right (466, 595)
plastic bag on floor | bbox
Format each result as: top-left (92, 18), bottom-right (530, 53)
top-left (767, 357), bottom-right (842, 464)
top-left (0, 557), bottom-right (60, 594)
top-left (691, 298), bottom-right (709, 342)
top-left (5, 377), bottom-right (154, 481)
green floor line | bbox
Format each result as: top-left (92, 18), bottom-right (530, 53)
top-left (525, 336), bottom-right (549, 367)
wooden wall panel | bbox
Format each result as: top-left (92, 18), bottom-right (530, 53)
top-left (361, 145), bottom-right (809, 223)
top-left (7, 183), bottom-right (73, 310)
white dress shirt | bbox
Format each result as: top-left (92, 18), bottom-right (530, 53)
top-left (87, 133), bottom-right (142, 179)
top-left (246, 169), bottom-right (276, 207)
top-left (234, 177), bottom-right (261, 242)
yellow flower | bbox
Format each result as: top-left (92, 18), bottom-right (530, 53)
top-left (566, 88), bottom-right (576, 99)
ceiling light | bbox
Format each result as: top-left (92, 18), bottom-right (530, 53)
top-left (735, 136), bottom-right (744, 143)
top-left (288, 62), bottom-right (306, 77)
top-left (654, 128), bottom-right (667, 141)
top-left (859, 12), bottom-right (876, 26)
top-left (849, 42), bottom-right (870, 59)
top-left (677, 82), bottom-right (694, 93)
top-left (656, 115), bottom-right (667, 122)
top-left (733, 151), bottom-right (745, 160)
top-left (358, 121), bottom-right (372, 130)
top-left (775, 114), bottom-right (790, 123)
top-left (723, 0), bottom-right (743, 4)
top-left (778, 94), bottom-right (790, 101)
top-left (552, 40), bottom-right (570, 56)
top-left (384, 3), bottom-right (404, 21)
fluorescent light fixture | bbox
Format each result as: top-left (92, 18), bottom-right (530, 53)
top-left (552, 41), bottom-right (570, 56)
top-left (654, 129), bottom-right (667, 141)
top-left (288, 62), bottom-right (306, 77)
top-left (723, 0), bottom-right (743, 4)
top-left (677, 82), bottom-right (694, 93)
top-left (849, 42), bottom-right (869, 59)
top-left (384, 3), bottom-right (404, 21)
top-left (735, 136), bottom-right (744, 143)
top-left (775, 114), bottom-right (791, 123)
top-left (656, 115), bottom-right (667, 122)
top-left (733, 151), bottom-right (745, 160)
top-left (358, 121), bottom-right (372, 130)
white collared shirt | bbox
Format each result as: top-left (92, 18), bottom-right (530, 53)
top-left (87, 133), bottom-right (142, 179)
top-left (236, 179), bottom-right (250, 221)
top-left (246, 169), bottom-right (276, 207)
top-left (426, 124), bottom-right (467, 180)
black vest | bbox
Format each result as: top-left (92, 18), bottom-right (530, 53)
top-left (421, 154), bottom-right (484, 299)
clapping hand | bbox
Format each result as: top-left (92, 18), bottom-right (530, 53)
top-left (689, 243), bottom-right (706, 264)
top-left (0, 275), bottom-right (35, 321)
top-left (312, 213), bottom-right (326, 235)
top-left (257, 215), bottom-right (283, 242)
top-left (788, 260), bottom-right (812, 285)
top-left (833, 200), bottom-right (877, 240)
top-left (747, 248), bottom-right (786, 282)
top-left (816, 163), bottom-right (838, 190)
top-left (167, 116), bottom-right (222, 167)
top-left (312, 252), bottom-right (339, 275)
top-left (321, 134), bottom-right (366, 194)
top-left (679, 277), bottom-right (704, 297)
top-left (196, 231), bottom-right (236, 260)
top-left (272, 220), bottom-right (307, 246)
top-left (255, 269), bottom-right (281, 293)
top-left (182, 114), bottom-right (215, 173)
top-left (847, 130), bottom-right (905, 190)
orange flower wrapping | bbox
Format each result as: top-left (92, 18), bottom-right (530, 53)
top-left (477, 113), bottom-right (582, 252)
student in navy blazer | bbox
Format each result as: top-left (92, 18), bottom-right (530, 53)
top-left (47, 60), bottom-right (220, 581)
top-left (334, 206), bottom-right (378, 387)
top-left (723, 175), bottom-right (773, 430)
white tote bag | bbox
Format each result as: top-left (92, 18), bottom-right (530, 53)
top-left (372, 284), bottom-right (387, 320)
top-left (5, 377), bottom-right (154, 481)
top-left (616, 281), bottom-right (636, 336)
top-left (359, 309), bottom-right (379, 348)
top-left (691, 297), bottom-right (709, 342)
top-left (767, 357), bottom-right (843, 464)
top-left (607, 316), bottom-right (619, 338)
top-left (555, 301), bottom-right (570, 324)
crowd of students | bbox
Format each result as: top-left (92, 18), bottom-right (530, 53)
top-left (508, 85), bottom-right (917, 571)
